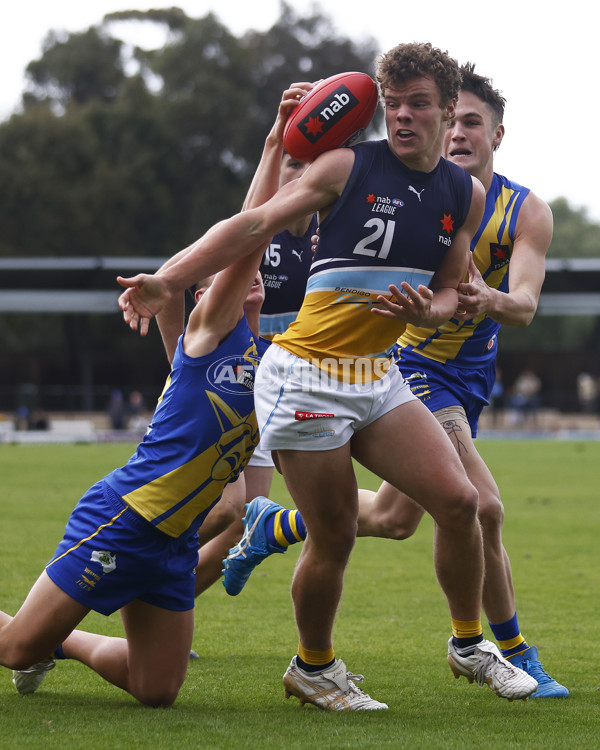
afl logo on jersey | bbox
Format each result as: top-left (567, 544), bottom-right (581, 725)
top-left (207, 354), bottom-right (260, 394)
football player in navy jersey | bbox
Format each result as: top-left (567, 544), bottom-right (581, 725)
top-left (118, 43), bottom-right (537, 709)
top-left (224, 64), bottom-right (567, 699)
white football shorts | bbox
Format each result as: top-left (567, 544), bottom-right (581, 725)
top-left (254, 344), bottom-right (416, 451)
top-left (246, 443), bottom-right (275, 468)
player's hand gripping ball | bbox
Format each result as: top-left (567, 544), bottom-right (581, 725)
top-left (283, 71), bottom-right (378, 162)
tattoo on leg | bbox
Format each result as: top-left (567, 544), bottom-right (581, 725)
top-left (441, 420), bottom-right (469, 456)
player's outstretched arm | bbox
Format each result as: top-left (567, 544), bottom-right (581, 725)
top-left (119, 145), bottom-right (351, 336)
top-left (117, 273), bottom-right (172, 336)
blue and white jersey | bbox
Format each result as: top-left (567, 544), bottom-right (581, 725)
top-left (274, 139), bottom-right (473, 382)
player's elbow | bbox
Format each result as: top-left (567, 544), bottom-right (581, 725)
top-left (497, 291), bottom-right (538, 328)
top-left (515, 313), bottom-right (535, 328)
top-left (514, 300), bottom-right (538, 327)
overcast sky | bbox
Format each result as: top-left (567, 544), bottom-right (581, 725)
top-left (3, 0), bottom-right (599, 223)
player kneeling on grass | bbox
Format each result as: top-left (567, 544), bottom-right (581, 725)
top-left (0, 247), bottom-right (268, 706)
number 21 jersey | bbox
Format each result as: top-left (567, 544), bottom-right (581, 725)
top-left (274, 139), bottom-right (473, 382)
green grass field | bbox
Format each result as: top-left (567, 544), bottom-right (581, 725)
top-left (0, 441), bottom-right (598, 749)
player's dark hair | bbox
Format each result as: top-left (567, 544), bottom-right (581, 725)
top-left (375, 42), bottom-right (461, 108)
top-left (459, 62), bottom-right (506, 126)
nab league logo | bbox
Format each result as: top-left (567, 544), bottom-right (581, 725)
top-left (90, 550), bottom-right (117, 574)
top-left (299, 84), bottom-right (360, 144)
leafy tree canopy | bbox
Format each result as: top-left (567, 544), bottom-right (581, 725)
top-left (1, 4), bottom-right (597, 260)
top-left (0, 3), bottom-right (381, 258)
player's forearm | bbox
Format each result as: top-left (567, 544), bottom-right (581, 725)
top-left (242, 133), bottom-right (284, 212)
top-left (156, 295), bottom-right (185, 364)
top-left (487, 288), bottom-right (538, 327)
top-left (426, 287), bottom-right (460, 327)
top-left (158, 214), bottom-right (271, 293)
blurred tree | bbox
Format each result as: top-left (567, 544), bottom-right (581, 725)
top-left (123, 3), bottom-right (382, 238)
top-left (548, 197), bottom-right (600, 257)
top-left (0, 81), bottom-right (183, 257)
top-left (24, 27), bottom-right (127, 109)
top-left (0, 4), bottom-right (381, 262)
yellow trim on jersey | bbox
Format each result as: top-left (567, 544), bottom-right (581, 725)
top-left (276, 290), bottom-right (399, 383)
top-left (156, 372), bottom-right (171, 407)
top-left (398, 183), bottom-right (518, 362)
top-left (124, 392), bottom-right (258, 537)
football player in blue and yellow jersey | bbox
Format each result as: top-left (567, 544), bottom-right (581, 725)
top-left (169, 87), bottom-right (315, 596)
top-left (1, 219), bottom-right (269, 706)
top-left (357, 63), bottom-right (567, 698)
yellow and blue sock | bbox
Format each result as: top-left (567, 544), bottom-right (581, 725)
top-left (451, 618), bottom-right (484, 655)
top-left (268, 508), bottom-right (306, 550)
top-left (488, 612), bottom-right (528, 659)
top-left (296, 643), bottom-right (336, 673)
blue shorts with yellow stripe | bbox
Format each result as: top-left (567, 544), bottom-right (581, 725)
top-left (45, 480), bottom-right (198, 615)
top-left (393, 346), bottom-right (496, 438)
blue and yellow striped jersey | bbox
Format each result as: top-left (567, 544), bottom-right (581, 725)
top-left (398, 172), bottom-right (530, 366)
top-left (274, 140), bottom-right (473, 383)
top-left (105, 317), bottom-right (269, 538)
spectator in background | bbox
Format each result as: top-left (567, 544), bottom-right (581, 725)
top-left (107, 389), bottom-right (126, 430)
top-left (576, 372), bottom-right (598, 415)
top-left (30, 409), bottom-right (49, 431)
top-left (126, 391), bottom-right (147, 432)
top-left (488, 367), bottom-right (505, 426)
top-left (509, 368), bottom-right (542, 427)
top-left (14, 405), bottom-right (30, 431)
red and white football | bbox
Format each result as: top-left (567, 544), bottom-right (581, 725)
top-left (283, 71), bottom-right (378, 162)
